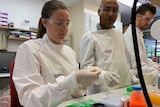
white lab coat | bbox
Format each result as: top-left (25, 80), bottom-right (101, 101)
top-left (124, 24), bottom-right (158, 80)
top-left (13, 34), bottom-right (84, 107)
top-left (80, 28), bottom-right (131, 94)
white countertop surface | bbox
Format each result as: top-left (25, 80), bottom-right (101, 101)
top-left (57, 85), bottom-right (156, 107)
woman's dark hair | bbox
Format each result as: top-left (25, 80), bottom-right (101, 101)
top-left (37, 0), bottom-right (69, 38)
top-left (136, 3), bottom-right (156, 15)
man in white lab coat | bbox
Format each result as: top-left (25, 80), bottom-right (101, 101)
top-left (80, 0), bottom-right (139, 95)
top-left (124, 3), bottom-right (159, 81)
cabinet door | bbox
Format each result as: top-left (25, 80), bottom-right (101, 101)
top-left (0, 29), bottom-right (7, 50)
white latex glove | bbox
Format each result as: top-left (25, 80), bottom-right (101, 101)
top-left (99, 70), bottom-right (120, 87)
top-left (131, 75), bottom-right (140, 84)
top-left (76, 68), bottom-right (100, 87)
top-left (152, 57), bottom-right (158, 62)
top-left (153, 65), bottom-right (160, 71)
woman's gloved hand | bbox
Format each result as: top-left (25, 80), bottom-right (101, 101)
top-left (99, 70), bottom-right (120, 87)
top-left (76, 68), bottom-right (100, 87)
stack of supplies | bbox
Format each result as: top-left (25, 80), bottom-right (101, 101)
top-left (0, 11), bottom-right (8, 26)
top-left (92, 94), bottom-right (127, 107)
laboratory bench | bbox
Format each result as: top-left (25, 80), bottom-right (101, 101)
top-left (57, 85), bottom-right (157, 107)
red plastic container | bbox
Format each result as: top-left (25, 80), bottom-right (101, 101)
top-left (129, 86), bottom-right (147, 107)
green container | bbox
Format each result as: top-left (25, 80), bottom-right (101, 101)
top-left (127, 86), bottom-right (133, 92)
top-left (66, 99), bottom-right (96, 107)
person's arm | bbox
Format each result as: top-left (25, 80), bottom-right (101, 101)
top-left (128, 48), bottom-right (159, 80)
top-left (133, 37), bottom-right (158, 80)
top-left (140, 44), bottom-right (159, 80)
top-left (126, 54), bottom-right (139, 84)
top-left (80, 32), bottom-right (95, 69)
top-left (148, 58), bottom-right (160, 71)
top-left (125, 29), bottom-right (159, 80)
top-left (124, 28), bottom-right (139, 84)
top-left (124, 39), bottom-right (139, 84)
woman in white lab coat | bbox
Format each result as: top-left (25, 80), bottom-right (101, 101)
top-left (124, 3), bottom-right (159, 80)
top-left (12, 0), bottom-right (100, 107)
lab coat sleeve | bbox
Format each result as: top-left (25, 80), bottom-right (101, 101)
top-left (79, 32), bottom-right (107, 85)
top-left (125, 28), bottom-right (158, 80)
top-left (148, 58), bottom-right (159, 68)
top-left (125, 41), bottom-right (139, 84)
top-left (138, 43), bottom-right (159, 80)
top-left (13, 42), bottom-right (79, 107)
top-left (80, 32), bottom-right (95, 69)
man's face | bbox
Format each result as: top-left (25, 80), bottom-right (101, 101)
top-left (98, 0), bottom-right (119, 29)
top-left (136, 11), bottom-right (155, 30)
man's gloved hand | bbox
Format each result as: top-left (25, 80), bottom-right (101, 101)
top-left (153, 65), bottom-right (160, 71)
top-left (152, 57), bottom-right (159, 62)
top-left (131, 75), bottom-right (139, 84)
top-left (99, 70), bottom-right (120, 87)
top-left (76, 68), bottom-right (100, 87)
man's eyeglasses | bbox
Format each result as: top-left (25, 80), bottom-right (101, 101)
top-left (140, 15), bottom-right (153, 23)
top-left (101, 6), bottom-right (119, 14)
top-left (44, 18), bottom-right (72, 28)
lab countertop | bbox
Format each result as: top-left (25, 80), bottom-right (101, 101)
top-left (56, 85), bottom-right (156, 107)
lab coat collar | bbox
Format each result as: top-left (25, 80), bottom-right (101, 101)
top-left (136, 27), bottom-right (144, 37)
top-left (136, 27), bottom-right (141, 33)
top-left (96, 23), bottom-right (102, 30)
top-left (42, 33), bottom-right (64, 50)
top-left (128, 24), bottom-right (143, 37)
top-left (42, 33), bottom-right (48, 41)
top-left (96, 23), bottom-right (114, 30)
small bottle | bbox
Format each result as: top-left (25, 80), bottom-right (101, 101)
top-left (129, 86), bottom-right (147, 107)
top-left (29, 32), bottom-right (32, 39)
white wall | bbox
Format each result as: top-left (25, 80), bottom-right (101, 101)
top-left (0, 0), bottom-right (45, 51)
top-left (69, 0), bottom-right (84, 62)
top-left (0, 0), bottom-right (45, 28)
